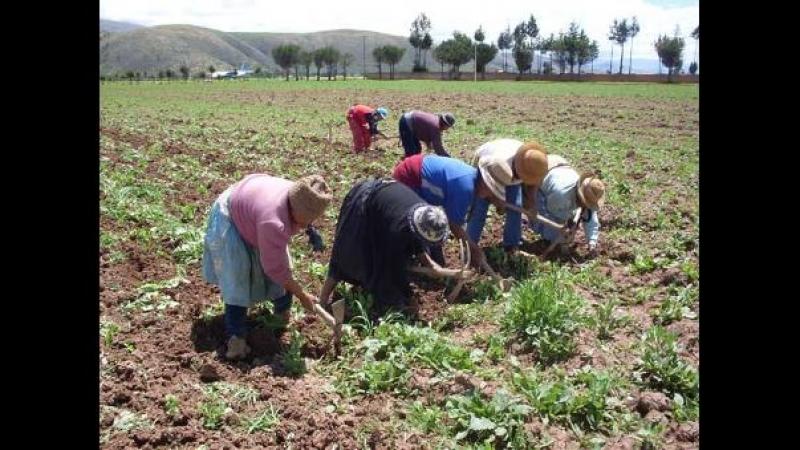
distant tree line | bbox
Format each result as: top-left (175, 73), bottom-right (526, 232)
top-left (100, 13), bottom-right (698, 83)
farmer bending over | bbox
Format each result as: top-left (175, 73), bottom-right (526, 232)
top-left (531, 155), bottom-right (606, 254)
top-left (398, 110), bottom-right (455, 158)
top-left (320, 179), bottom-right (449, 312)
top-left (392, 154), bottom-right (504, 270)
top-left (346, 104), bottom-right (389, 153)
top-left (467, 139), bottom-right (549, 254)
top-left (202, 173), bottom-right (332, 360)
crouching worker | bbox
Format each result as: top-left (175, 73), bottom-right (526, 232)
top-left (346, 104), bottom-right (389, 153)
top-left (531, 155), bottom-right (606, 254)
top-left (319, 179), bottom-right (449, 312)
top-left (467, 139), bottom-right (549, 254)
top-left (392, 153), bottom-right (506, 271)
top-left (202, 173), bottom-right (332, 360)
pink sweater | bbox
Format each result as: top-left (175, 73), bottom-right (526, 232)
top-left (228, 174), bottom-right (300, 285)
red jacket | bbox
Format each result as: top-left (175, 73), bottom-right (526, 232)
top-left (349, 105), bottom-right (375, 126)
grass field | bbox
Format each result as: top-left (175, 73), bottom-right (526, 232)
top-left (100, 78), bottom-right (698, 449)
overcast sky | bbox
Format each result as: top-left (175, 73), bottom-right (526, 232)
top-left (100, 0), bottom-right (698, 60)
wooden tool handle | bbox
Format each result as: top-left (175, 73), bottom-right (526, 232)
top-left (408, 266), bottom-right (476, 278)
top-left (313, 303), bottom-right (337, 329)
top-left (503, 203), bottom-right (564, 231)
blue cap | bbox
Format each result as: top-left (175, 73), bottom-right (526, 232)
top-left (376, 107), bottom-right (389, 119)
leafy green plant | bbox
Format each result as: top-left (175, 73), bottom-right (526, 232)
top-left (178, 203), bottom-right (198, 223)
top-left (445, 390), bottom-right (533, 448)
top-left (243, 404), bottom-right (280, 433)
top-left (616, 180), bottom-right (632, 197)
top-left (631, 286), bottom-right (656, 305)
top-left (112, 409), bottom-right (152, 432)
top-left (123, 272), bottom-right (187, 313)
top-left (350, 294), bottom-right (378, 336)
top-left (374, 322), bottom-right (475, 373)
top-left (101, 321), bottom-right (120, 347)
top-left (307, 261), bottom-right (328, 280)
top-left (485, 334), bottom-right (507, 364)
top-left (635, 326), bottom-right (698, 399)
top-left (282, 330), bottom-right (307, 376)
top-left (631, 253), bottom-right (658, 274)
top-left (163, 394), bottom-right (180, 417)
top-left (350, 354), bottom-right (411, 395)
top-left (464, 277), bottom-right (504, 303)
top-left (200, 300), bottom-right (224, 321)
top-left (653, 286), bottom-right (698, 325)
top-left (512, 367), bottom-right (618, 431)
top-left (636, 421), bottom-right (665, 450)
top-left (681, 259), bottom-right (698, 282)
top-left (433, 303), bottom-right (486, 331)
top-left (501, 270), bottom-right (585, 363)
top-left (198, 390), bottom-right (228, 430)
top-left (484, 247), bottom-right (537, 281)
top-left (209, 382), bottom-right (259, 406)
top-left (256, 305), bottom-right (289, 330)
top-left (408, 400), bottom-right (446, 434)
top-left (588, 298), bottom-right (629, 339)
top-left (671, 392), bottom-right (699, 422)
top-left (338, 320), bottom-right (478, 396)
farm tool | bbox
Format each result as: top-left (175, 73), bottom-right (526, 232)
top-left (311, 299), bottom-right (345, 352)
top-left (408, 237), bottom-right (513, 302)
top-left (502, 203), bottom-right (583, 257)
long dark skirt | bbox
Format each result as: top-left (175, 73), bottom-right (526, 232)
top-left (328, 179), bottom-right (427, 309)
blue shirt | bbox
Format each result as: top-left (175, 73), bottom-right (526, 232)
top-left (419, 155), bottom-right (477, 226)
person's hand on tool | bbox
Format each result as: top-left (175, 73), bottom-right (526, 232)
top-left (319, 277), bottom-right (337, 307)
top-left (285, 278), bottom-right (320, 313)
top-left (298, 292), bottom-right (320, 313)
top-left (559, 223), bottom-right (572, 239)
top-left (418, 251), bottom-right (443, 270)
top-left (469, 241), bottom-right (487, 270)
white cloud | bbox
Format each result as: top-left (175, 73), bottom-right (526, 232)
top-left (100, 0), bottom-right (698, 59)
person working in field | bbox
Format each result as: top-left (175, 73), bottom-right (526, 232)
top-left (466, 139), bottom-right (549, 255)
top-left (202, 173), bottom-right (332, 360)
top-left (392, 153), bottom-right (504, 270)
top-left (531, 154), bottom-right (606, 254)
top-left (398, 110), bottom-right (455, 158)
top-left (319, 179), bottom-right (449, 313)
top-left (346, 104), bottom-right (389, 153)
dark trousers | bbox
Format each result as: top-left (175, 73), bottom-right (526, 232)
top-left (224, 292), bottom-right (292, 338)
top-left (399, 116), bottom-right (421, 158)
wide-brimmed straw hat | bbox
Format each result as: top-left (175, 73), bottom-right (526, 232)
top-left (576, 174), bottom-right (606, 210)
top-left (477, 154), bottom-right (514, 202)
top-left (514, 142), bottom-right (548, 185)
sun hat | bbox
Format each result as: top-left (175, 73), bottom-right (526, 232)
top-left (576, 174), bottom-right (606, 210)
top-left (439, 112), bottom-right (456, 128)
top-left (288, 175), bottom-right (332, 223)
top-left (477, 154), bottom-right (514, 202)
top-left (408, 204), bottom-right (449, 244)
top-left (513, 142), bottom-right (548, 185)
